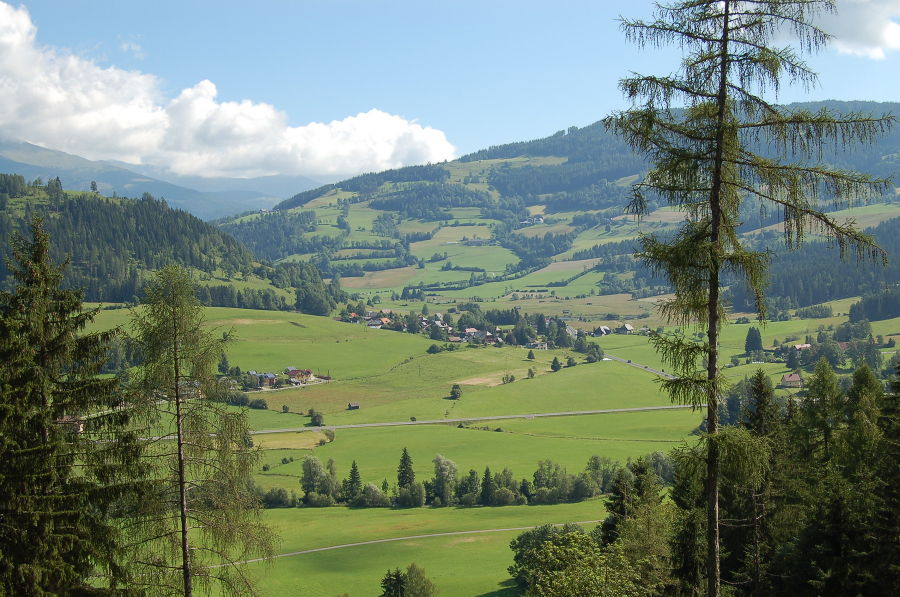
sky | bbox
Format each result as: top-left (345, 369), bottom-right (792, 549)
top-left (0, 0), bottom-right (898, 182)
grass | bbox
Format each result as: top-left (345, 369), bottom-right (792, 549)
top-left (244, 500), bottom-right (603, 596)
top-left (252, 406), bottom-right (697, 492)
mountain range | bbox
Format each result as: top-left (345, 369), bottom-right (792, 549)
top-left (0, 137), bottom-right (321, 220)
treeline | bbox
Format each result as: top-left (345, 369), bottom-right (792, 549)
top-left (849, 286), bottom-right (900, 321)
top-left (217, 210), bottom-right (321, 261)
top-left (276, 163), bottom-right (450, 211)
top-left (507, 363), bottom-right (900, 596)
top-left (369, 182), bottom-right (493, 221)
top-left (459, 121), bottom-right (643, 180)
top-left (268, 447), bottom-right (669, 510)
top-left (728, 216), bottom-right (900, 310)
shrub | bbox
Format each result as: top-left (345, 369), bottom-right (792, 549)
top-left (395, 482), bottom-right (426, 508)
top-left (304, 491), bottom-right (335, 507)
top-left (354, 483), bottom-right (391, 508)
top-left (248, 398), bottom-right (268, 409)
top-left (493, 487), bottom-right (517, 506)
top-left (282, 404), bottom-right (289, 413)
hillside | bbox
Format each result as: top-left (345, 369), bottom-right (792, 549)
top-left (0, 138), bottom-right (301, 219)
top-left (217, 101), bottom-right (900, 314)
top-left (0, 178), bottom-right (342, 312)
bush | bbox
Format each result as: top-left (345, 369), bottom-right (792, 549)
top-left (226, 391), bottom-right (250, 407)
top-left (248, 398), bottom-right (268, 409)
top-left (304, 491), bottom-right (335, 507)
top-left (354, 483), bottom-right (391, 508)
top-left (323, 429), bottom-right (335, 442)
top-left (261, 487), bottom-right (293, 508)
top-left (493, 487), bottom-right (517, 506)
top-left (282, 404), bottom-right (289, 413)
top-left (395, 482), bottom-right (426, 508)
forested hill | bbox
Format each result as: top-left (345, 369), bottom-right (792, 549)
top-left (728, 216), bottom-right (900, 312)
top-left (273, 100), bottom-right (899, 216)
top-left (0, 176), bottom-right (343, 313)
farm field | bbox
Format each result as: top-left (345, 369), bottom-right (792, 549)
top-left (251, 407), bottom-right (699, 492)
top-left (86, 301), bottom-right (897, 597)
top-left (245, 500), bottom-right (605, 597)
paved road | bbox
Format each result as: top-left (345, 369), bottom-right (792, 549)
top-left (604, 354), bottom-right (675, 379)
top-left (251, 404), bottom-right (693, 435)
top-left (231, 519), bottom-right (604, 566)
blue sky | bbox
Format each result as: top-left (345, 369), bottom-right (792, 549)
top-left (2, 0), bottom-right (898, 180)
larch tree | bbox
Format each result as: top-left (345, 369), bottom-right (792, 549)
top-left (128, 265), bottom-right (274, 596)
top-left (0, 218), bottom-right (143, 593)
top-left (606, 1), bottom-right (893, 594)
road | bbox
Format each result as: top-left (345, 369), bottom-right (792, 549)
top-left (230, 519), bottom-right (604, 566)
top-left (251, 404), bottom-right (694, 435)
top-left (603, 354), bottom-right (675, 379)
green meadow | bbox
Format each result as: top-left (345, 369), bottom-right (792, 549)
top-left (84, 300), bottom-right (898, 596)
top-left (246, 500), bottom-right (604, 597)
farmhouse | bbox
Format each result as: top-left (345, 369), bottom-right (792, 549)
top-left (780, 373), bottom-right (804, 388)
top-left (526, 341), bottom-right (548, 350)
top-left (56, 415), bottom-right (84, 434)
top-left (617, 323), bottom-right (635, 334)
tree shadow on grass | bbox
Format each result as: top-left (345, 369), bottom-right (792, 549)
top-left (473, 579), bottom-right (518, 597)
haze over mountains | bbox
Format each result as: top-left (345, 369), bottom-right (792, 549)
top-left (0, 136), bottom-right (322, 220)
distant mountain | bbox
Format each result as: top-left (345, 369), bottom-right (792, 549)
top-left (0, 138), bottom-right (300, 220)
top-left (105, 161), bottom-right (324, 201)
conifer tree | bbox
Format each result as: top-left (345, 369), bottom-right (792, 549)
top-left (397, 447), bottom-right (415, 488)
top-left (344, 460), bottom-right (363, 502)
top-left (607, 2), bottom-right (892, 592)
top-left (128, 265), bottom-right (273, 596)
top-left (0, 218), bottom-right (143, 593)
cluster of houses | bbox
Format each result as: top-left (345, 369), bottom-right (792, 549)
top-left (518, 216), bottom-right (545, 226)
top-left (246, 367), bottom-right (319, 389)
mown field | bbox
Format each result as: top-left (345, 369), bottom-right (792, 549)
top-left (245, 500), bottom-right (605, 597)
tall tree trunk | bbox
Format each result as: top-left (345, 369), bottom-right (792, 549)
top-left (706, 2), bottom-right (732, 594)
top-left (173, 303), bottom-right (193, 597)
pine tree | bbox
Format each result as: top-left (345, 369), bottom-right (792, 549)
top-left (607, 3), bottom-right (892, 593)
top-left (128, 265), bottom-right (274, 595)
top-left (744, 327), bottom-right (763, 355)
top-left (398, 447), bottom-right (415, 488)
top-left (344, 460), bottom-right (363, 502)
top-left (480, 466), bottom-right (496, 506)
top-left (0, 218), bottom-right (143, 593)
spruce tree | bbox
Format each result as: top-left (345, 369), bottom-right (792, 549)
top-left (345, 460), bottom-right (363, 502)
top-left (397, 447), bottom-right (415, 488)
top-left (0, 218), bottom-right (143, 593)
top-left (607, 2), bottom-right (892, 593)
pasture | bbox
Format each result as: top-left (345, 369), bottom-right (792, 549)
top-left (246, 500), bottom-right (604, 596)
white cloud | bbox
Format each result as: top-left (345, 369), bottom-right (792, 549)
top-left (0, 2), bottom-right (456, 178)
top-left (818, 0), bottom-right (900, 59)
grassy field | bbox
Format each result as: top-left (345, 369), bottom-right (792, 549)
top-left (244, 500), bottom-right (604, 597)
top-left (251, 407), bottom-right (698, 492)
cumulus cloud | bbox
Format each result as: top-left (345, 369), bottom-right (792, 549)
top-left (0, 2), bottom-right (455, 178)
top-left (817, 0), bottom-right (900, 59)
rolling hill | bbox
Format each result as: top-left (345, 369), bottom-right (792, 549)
top-left (217, 101), bottom-right (900, 314)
